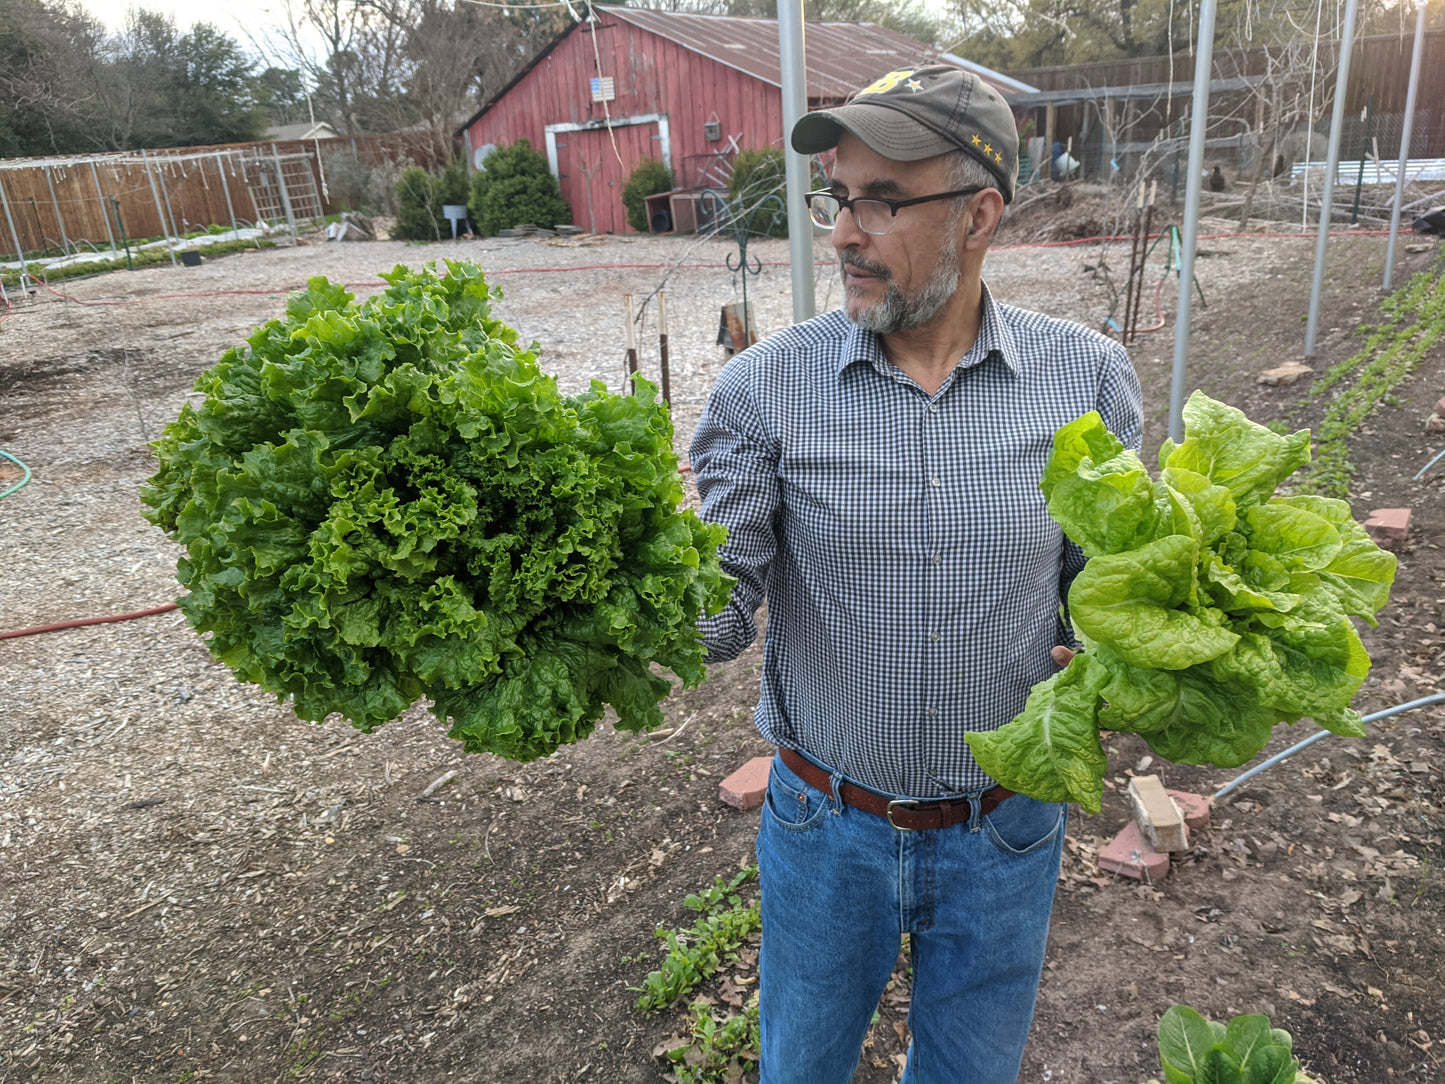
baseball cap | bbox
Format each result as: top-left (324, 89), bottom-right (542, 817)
top-left (791, 65), bottom-right (1020, 203)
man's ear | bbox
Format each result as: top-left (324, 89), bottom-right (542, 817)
top-left (964, 188), bottom-right (1006, 249)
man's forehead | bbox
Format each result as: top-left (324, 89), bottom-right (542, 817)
top-left (830, 133), bottom-right (951, 190)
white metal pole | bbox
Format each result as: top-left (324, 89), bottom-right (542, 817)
top-left (1304, 0), bottom-right (1360, 357)
top-left (778, 0), bottom-right (815, 323)
top-left (1383, 2), bottom-right (1427, 291)
top-left (142, 151), bottom-right (179, 267)
top-left (89, 160), bottom-right (118, 255)
top-left (1167, 0), bottom-right (1219, 443)
top-left (0, 175), bottom-right (28, 279)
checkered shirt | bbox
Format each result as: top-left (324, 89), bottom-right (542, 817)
top-left (690, 283), bottom-right (1144, 798)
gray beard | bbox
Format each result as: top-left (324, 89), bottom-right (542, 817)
top-left (842, 231), bottom-right (962, 335)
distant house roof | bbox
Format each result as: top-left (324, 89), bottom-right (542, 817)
top-left (596, 6), bottom-right (1035, 99)
top-left (265, 121), bottom-right (340, 141)
top-left (458, 9), bottom-right (1034, 135)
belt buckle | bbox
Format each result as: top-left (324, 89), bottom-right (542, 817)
top-left (886, 799), bottom-right (921, 831)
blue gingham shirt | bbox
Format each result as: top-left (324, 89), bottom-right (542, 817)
top-left (690, 283), bottom-right (1143, 798)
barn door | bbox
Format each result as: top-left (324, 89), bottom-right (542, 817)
top-left (560, 122), bottom-right (660, 235)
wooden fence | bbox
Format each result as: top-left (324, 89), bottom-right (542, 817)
top-left (0, 130), bottom-right (436, 260)
top-left (1006, 31), bottom-right (1445, 169)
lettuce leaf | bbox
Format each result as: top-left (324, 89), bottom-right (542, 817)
top-left (966, 392), bottom-right (1395, 810)
top-left (143, 261), bottom-right (733, 760)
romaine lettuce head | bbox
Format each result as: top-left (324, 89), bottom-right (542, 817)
top-left (967, 392), bottom-right (1395, 811)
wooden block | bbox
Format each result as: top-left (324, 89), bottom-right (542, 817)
top-left (1257, 361), bottom-right (1312, 386)
top-left (1127, 774), bottom-right (1190, 852)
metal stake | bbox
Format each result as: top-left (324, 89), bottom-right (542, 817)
top-left (1384, 2), bottom-right (1428, 291)
top-left (272, 146), bottom-right (299, 243)
top-left (1305, 0), bottom-right (1361, 357)
top-left (215, 152), bottom-right (240, 239)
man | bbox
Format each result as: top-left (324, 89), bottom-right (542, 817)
top-left (689, 65), bottom-right (1142, 1081)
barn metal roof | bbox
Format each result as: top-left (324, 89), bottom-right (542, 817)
top-left (595, 6), bottom-right (1034, 101)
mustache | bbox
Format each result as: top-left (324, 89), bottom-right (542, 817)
top-left (839, 251), bottom-right (891, 280)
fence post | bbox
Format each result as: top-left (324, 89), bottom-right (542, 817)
top-left (43, 166), bottom-right (72, 255)
top-left (0, 175), bottom-right (28, 278)
top-left (153, 152), bottom-right (184, 250)
top-left (89, 160), bottom-right (118, 255)
top-left (142, 150), bottom-right (179, 267)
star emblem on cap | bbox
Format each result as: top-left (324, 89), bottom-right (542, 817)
top-left (905, 78), bottom-right (923, 92)
top-left (971, 134), bottom-right (981, 146)
top-left (983, 143), bottom-right (993, 156)
top-left (995, 152), bottom-right (1003, 164)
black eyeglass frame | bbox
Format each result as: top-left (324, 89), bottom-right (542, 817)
top-left (805, 186), bottom-right (988, 234)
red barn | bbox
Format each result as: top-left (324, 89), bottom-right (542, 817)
top-left (459, 7), bottom-right (1032, 235)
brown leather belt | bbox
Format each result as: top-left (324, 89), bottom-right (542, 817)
top-left (779, 748), bottom-right (1014, 832)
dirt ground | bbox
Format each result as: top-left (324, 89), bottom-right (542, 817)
top-left (1, 202), bottom-right (1443, 1084)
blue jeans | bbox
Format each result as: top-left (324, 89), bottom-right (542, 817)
top-left (756, 751), bottom-right (1066, 1084)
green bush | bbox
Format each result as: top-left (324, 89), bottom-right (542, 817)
top-left (726, 148), bottom-right (788, 237)
top-left (392, 160), bottom-right (469, 241)
top-left (467, 140), bottom-right (570, 236)
top-left (622, 158), bottom-right (674, 233)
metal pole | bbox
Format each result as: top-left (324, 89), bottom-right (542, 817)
top-left (43, 166), bottom-right (71, 254)
top-left (153, 153), bottom-right (184, 248)
top-left (142, 151), bottom-right (179, 267)
top-left (1350, 93), bottom-right (1372, 225)
top-left (271, 146), bottom-right (299, 243)
top-left (0, 175), bottom-right (28, 279)
top-left (215, 152), bottom-right (240, 238)
top-left (1214, 693), bottom-right (1445, 799)
top-left (89, 161), bottom-right (118, 255)
top-left (1384, 2), bottom-right (1427, 291)
top-left (1167, 0), bottom-right (1220, 444)
top-left (1304, 0), bottom-right (1360, 358)
top-left (778, 0), bottom-right (815, 323)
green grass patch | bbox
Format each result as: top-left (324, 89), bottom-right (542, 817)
top-left (1290, 253), bottom-right (1445, 498)
top-left (2, 238), bottom-right (276, 287)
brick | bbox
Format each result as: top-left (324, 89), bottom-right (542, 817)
top-left (1434, 395), bottom-right (1445, 417)
top-left (1256, 361), bottom-right (1312, 387)
top-left (1127, 774), bottom-right (1189, 852)
top-left (1166, 789), bottom-right (1212, 832)
top-left (1098, 821), bottom-right (1170, 881)
top-left (719, 756), bottom-right (772, 811)
top-left (1364, 508), bottom-right (1411, 551)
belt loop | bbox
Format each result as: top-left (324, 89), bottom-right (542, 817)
top-left (967, 794), bottom-right (983, 833)
top-left (828, 770), bottom-right (844, 815)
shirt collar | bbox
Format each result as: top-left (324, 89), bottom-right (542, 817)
top-left (834, 279), bottom-right (1023, 381)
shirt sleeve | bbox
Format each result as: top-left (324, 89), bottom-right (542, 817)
top-left (1057, 338), bottom-right (1145, 643)
top-left (688, 362), bottom-right (781, 663)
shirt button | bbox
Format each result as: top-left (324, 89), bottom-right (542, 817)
top-left (927, 403), bottom-right (939, 414)
top-left (929, 475), bottom-right (941, 488)
top-left (931, 551), bottom-right (942, 565)
top-left (927, 707), bottom-right (939, 718)
top-left (930, 630), bottom-right (940, 642)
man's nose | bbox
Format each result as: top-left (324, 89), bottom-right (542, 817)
top-left (830, 203), bottom-right (866, 253)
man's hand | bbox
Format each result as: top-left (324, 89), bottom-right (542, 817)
top-left (1050, 645), bottom-right (1076, 668)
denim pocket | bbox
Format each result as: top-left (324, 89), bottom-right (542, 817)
top-left (763, 753), bottom-right (831, 833)
top-left (982, 795), bottom-right (1066, 856)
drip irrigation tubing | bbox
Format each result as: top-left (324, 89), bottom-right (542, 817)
top-left (1213, 692), bottom-right (1445, 799)
top-left (0, 448), bottom-right (31, 499)
top-left (0, 602), bottom-right (180, 641)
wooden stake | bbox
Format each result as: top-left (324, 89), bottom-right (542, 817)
top-left (658, 290), bottom-right (671, 406)
top-left (623, 294), bottom-right (638, 393)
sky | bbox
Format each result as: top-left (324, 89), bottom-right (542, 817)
top-left (79, 0), bottom-right (253, 34)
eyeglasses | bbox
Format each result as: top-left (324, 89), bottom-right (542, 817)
top-left (805, 187), bottom-right (985, 236)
